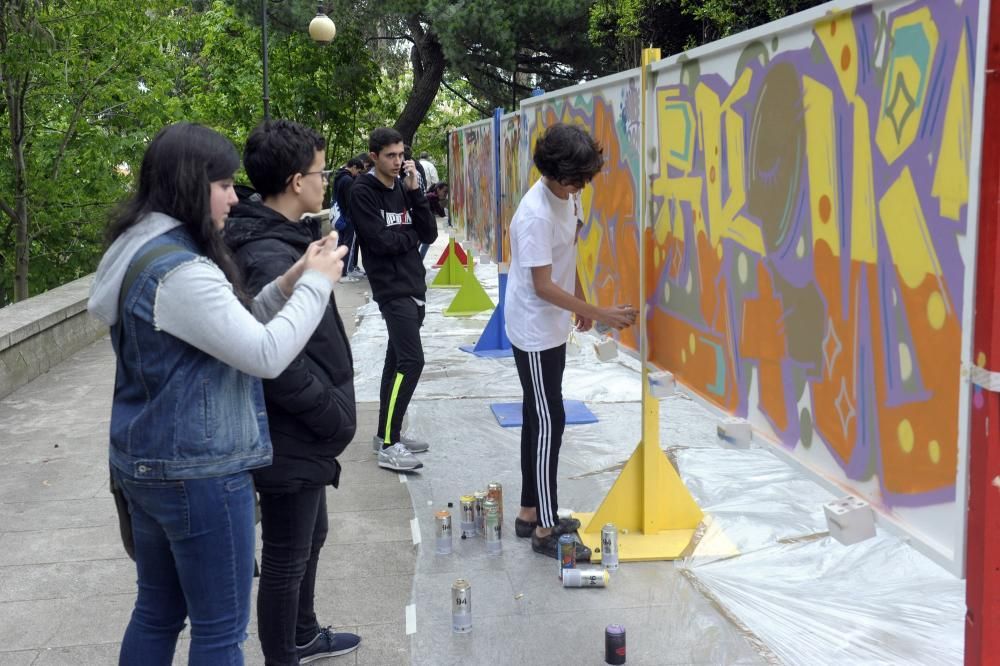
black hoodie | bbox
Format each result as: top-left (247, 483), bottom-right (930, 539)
top-left (224, 188), bottom-right (356, 493)
top-left (349, 172), bottom-right (437, 305)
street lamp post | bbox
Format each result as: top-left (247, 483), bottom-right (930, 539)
top-left (261, 1), bottom-right (337, 121)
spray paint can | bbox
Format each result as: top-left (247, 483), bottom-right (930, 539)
top-left (605, 624), bottom-right (626, 664)
top-left (562, 567), bottom-right (609, 588)
top-left (473, 491), bottom-right (487, 535)
top-left (459, 495), bottom-right (477, 538)
top-left (601, 523), bottom-right (619, 571)
top-left (484, 499), bottom-right (501, 554)
top-left (558, 534), bottom-right (576, 579)
top-left (486, 481), bottom-right (503, 531)
top-left (451, 579), bottom-right (472, 633)
top-left (435, 510), bottom-right (453, 555)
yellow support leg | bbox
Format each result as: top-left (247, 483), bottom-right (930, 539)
top-left (574, 46), bottom-right (704, 562)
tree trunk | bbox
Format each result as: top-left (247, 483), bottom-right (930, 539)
top-left (393, 16), bottom-right (446, 146)
top-left (2, 72), bottom-right (30, 302)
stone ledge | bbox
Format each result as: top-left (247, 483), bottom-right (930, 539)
top-left (0, 274), bottom-right (107, 400)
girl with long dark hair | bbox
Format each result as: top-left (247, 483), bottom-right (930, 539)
top-left (88, 122), bottom-right (346, 665)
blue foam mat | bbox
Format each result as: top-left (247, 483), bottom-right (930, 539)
top-left (490, 400), bottom-right (598, 428)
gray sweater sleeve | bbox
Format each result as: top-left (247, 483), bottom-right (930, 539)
top-left (153, 259), bottom-right (333, 379)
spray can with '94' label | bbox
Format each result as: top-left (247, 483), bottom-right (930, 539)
top-left (435, 510), bottom-right (452, 555)
top-left (452, 579), bottom-right (472, 633)
top-left (459, 495), bottom-right (476, 538)
top-left (601, 523), bottom-right (619, 571)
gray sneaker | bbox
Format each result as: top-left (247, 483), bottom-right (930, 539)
top-left (399, 435), bottom-right (429, 453)
top-left (371, 435), bottom-right (430, 454)
top-left (377, 442), bottom-right (424, 472)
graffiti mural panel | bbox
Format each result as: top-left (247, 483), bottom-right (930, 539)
top-left (448, 119), bottom-right (497, 258)
top-left (498, 112), bottom-right (522, 264)
top-left (647, 0), bottom-right (986, 568)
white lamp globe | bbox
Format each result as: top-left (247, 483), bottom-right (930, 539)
top-left (309, 13), bottom-right (336, 43)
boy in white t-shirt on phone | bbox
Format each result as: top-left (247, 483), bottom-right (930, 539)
top-left (504, 124), bottom-right (637, 560)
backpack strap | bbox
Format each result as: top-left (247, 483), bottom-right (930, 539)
top-left (118, 243), bottom-right (188, 315)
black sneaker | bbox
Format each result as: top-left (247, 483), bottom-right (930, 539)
top-left (552, 517), bottom-right (581, 536)
top-left (297, 627), bottom-right (361, 663)
top-left (515, 516), bottom-right (581, 538)
top-left (531, 531), bottom-right (592, 561)
top-left (514, 518), bottom-right (537, 538)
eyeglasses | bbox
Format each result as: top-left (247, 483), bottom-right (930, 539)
top-left (303, 169), bottom-right (333, 182)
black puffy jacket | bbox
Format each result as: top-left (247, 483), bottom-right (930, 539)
top-left (225, 190), bottom-right (356, 493)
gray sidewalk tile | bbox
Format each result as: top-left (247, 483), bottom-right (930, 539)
top-left (354, 622), bottom-right (409, 666)
top-left (0, 558), bottom-right (135, 602)
top-left (0, 594), bottom-right (133, 651)
top-left (312, 573), bottom-right (416, 627)
top-left (326, 507), bottom-right (413, 545)
top-left (316, 540), bottom-right (416, 578)
top-left (0, 497), bottom-right (116, 532)
top-left (0, 523), bottom-right (124, 566)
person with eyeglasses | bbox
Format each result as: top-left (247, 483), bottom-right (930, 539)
top-left (224, 119), bottom-right (362, 664)
top-left (350, 127), bottom-right (438, 472)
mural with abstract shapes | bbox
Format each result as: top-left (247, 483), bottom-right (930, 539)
top-left (647, 0), bottom-right (983, 563)
top-left (449, 119), bottom-right (497, 258)
top-left (447, 130), bottom-right (467, 238)
top-left (521, 74), bottom-right (644, 350)
top-left (498, 112), bottom-right (522, 264)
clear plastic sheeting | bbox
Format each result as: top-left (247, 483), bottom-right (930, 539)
top-left (351, 252), bottom-right (964, 665)
top-left (350, 261), bottom-right (643, 404)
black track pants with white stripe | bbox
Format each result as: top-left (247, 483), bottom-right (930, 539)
top-left (512, 343), bottom-right (567, 529)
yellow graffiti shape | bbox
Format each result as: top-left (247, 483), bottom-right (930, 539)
top-left (695, 73), bottom-right (764, 255)
top-left (815, 10), bottom-right (859, 99)
top-left (879, 167), bottom-right (945, 289)
top-left (576, 222), bottom-right (604, 304)
top-left (875, 7), bottom-right (939, 165)
top-left (651, 88), bottom-right (703, 246)
top-left (932, 30), bottom-right (971, 221)
top-left (802, 76), bottom-right (841, 256)
top-left (851, 98), bottom-right (878, 264)
top-left (660, 90), bottom-right (695, 172)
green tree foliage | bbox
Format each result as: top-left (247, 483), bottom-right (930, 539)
top-left (0, 0), bottom-right (376, 303)
top-left (589, 0), bottom-right (824, 69)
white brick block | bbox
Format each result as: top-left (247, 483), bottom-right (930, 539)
top-left (648, 370), bottom-right (675, 398)
top-left (594, 338), bottom-right (618, 362)
top-left (824, 495), bottom-right (876, 545)
top-left (717, 417), bottom-right (752, 448)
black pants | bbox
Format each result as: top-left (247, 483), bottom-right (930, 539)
top-left (257, 487), bottom-right (327, 666)
top-left (513, 343), bottom-right (566, 529)
top-left (377, 297), bottom-right (426, 444)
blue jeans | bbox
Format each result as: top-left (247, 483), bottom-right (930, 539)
top-left (113, 468), bottom-right (256, 666)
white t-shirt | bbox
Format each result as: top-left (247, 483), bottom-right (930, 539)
top-left (504, 179), bottom-right (578, 352)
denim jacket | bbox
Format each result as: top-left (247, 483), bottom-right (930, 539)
top-left (108, 228), bottom-right (273, 479)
